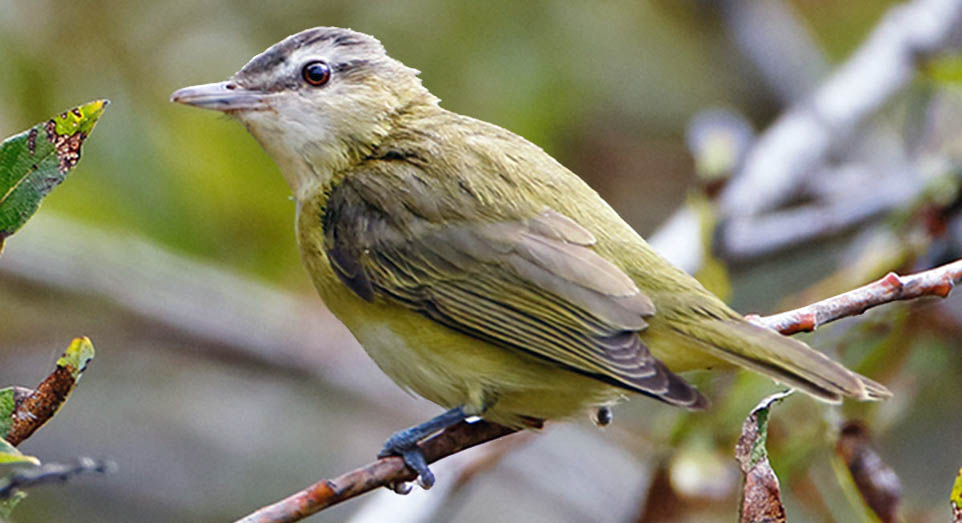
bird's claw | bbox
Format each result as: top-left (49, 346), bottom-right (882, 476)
top-left (388, 480), bottom-right (413, 495)
top-left (379, 439), bottom-right (436, 490)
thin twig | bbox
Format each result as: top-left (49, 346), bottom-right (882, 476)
top-left (0, 213), bottom-right (409, 410)
top-left (345, 431), bottom-right (536, 523)
top-left (720, 0), bottom-right (962, 217)
top-left (0, 457), bottom-right (115, 500)
top-left (752, 258), bottom-right (962, 334)
top-left (719, 0), bottom-right (827, 104)
top-left (719, 168), bottom-right (923, 263)
top-left (235, 421), bottom-right (517, 523)
top-left (652, 0), bottom-right (962, 274)
top-left (835, 422), bottom-right (901, 523)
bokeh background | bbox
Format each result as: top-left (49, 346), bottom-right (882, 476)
top-left (2, 1), bottom-right (962, 521)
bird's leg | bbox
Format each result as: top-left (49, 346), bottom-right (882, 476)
top-left (378, 406), bottom-right (468, 491)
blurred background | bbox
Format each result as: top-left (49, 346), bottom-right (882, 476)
top-left (2, 0), bottom-right (962, 521)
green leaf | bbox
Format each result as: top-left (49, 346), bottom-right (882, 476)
top-left (0, 389), bottom-right (13, 440)
top-left (0, 438), bottom-right (39, 467)
top-left (736, 390), bottom-right (792, 469)
top-left (0, 100), bottom-right (109, 252)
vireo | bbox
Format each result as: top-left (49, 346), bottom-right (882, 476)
top-left (172, 27), bottom-right (889, 489)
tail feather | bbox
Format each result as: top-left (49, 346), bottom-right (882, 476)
top-left (856, 375), bottom-right (893, 401)
top-left (694, 319), bottom-right (891, 403)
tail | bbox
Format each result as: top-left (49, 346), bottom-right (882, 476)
top-left (694, 319), bottom-right (891, 403)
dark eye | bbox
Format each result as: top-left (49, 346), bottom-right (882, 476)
top-left (302, 61), bottom-right (331, 86)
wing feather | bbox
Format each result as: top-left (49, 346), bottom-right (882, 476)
top-left (322, 174), bottom-right (705, 407)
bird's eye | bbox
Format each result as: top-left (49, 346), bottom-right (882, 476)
top-left (302, 61), bottom-right (332, 86)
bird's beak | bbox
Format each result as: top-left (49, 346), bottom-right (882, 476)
top-left (170, 81), bottom-right (268, 112)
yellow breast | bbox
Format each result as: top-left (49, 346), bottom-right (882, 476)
top-left (295, 199), bottom-right (625, 427)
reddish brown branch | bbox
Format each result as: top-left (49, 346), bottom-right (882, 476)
top-left (237, 258), bottom-right (962, 523)
top-left (752, 259), bottom-right (962, 335)
top-left (235, 421), bottom-right (517, 523)
top-left (835, 422), bottom-right (901, 522)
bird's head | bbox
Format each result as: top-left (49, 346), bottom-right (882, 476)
top-left (172, 27), bottom-right (436, 199)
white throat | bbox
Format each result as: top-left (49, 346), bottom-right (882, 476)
top-left (239, 104), bottom-right (344, 201)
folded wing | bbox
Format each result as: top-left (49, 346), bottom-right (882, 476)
top-left (323, 175), bottom-right (706, 408)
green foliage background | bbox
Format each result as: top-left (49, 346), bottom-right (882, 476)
top-left (3, 1), bottom-right (956, 522)
top-left (0, 0), bottom-right (889, 281)
top-left (0, 1), bottom-right (768, 280)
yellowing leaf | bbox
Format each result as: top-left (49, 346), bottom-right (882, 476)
top-left (56, 337), bottom-right (95, 380)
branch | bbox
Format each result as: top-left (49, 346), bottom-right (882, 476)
top-left (235, 421), bottom-right (517, 523)
top-left (720, 0), bottom-right (962, 217)
top-left (0, 213), bottom-right (408, 411)
top-left (719, 0), bottom-right (828, 104)
top-left (0, 458), bottom-right (114, 500)
top-left (718, 165), bottom-right (923, 263)
top-left (235, 257), bottom-right (962, 522)
top-left (752, 258), bottom-right (962, 334)
top-left (345, 430), bottom-right (536, 523)
top-left (835, 421), bottom-right (901, 522)
top-left (652, 0), bottom-right (962, 273)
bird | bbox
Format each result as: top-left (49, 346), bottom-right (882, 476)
top-left (171, 26), bottom-right (890, 489)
